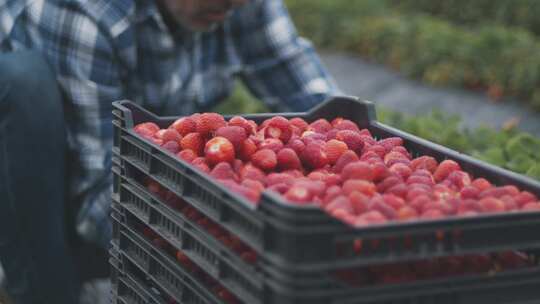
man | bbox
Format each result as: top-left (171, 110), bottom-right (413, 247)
top-left (0, 0), bottom-right (339, 302)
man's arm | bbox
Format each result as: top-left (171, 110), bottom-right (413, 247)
top-left (233, 0), bottom-right (341, 112)
top-left (21, 1), bottom-right (124, 247)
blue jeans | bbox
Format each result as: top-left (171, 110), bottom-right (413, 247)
top-left (0, 52), bottom-right (81, 303)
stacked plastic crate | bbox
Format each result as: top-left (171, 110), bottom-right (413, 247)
top-left (110, 97), bottom-right (540, 304)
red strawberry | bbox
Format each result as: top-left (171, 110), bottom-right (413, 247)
top-left (210, 162), bottom-right (236, 180)
top-left (333, 150), bottom-right (360, 173)
top-left (325, 196), bottom-right (353, 215)
top-left (308, 118), bottom-right (332, 134)
top-left (277, 148), bottom-right (302, 170)
top-left (264, 116), bottom-right (292, 142)
top-left (205, 137), bottom-right (235, 165)
top-left (258, 138), bottom-right (284, 153)
top-left (336, 130), bottom-right (364, 154)
top-left (134, 122), bottom-right (160, 137)
top-left (411, 156), bottom-right (438, 173)
top-left (334, 119), bottom-right (360, 132)
top-left (239, 138), bottom-right (258, 161)
top-left (522, 202), bottom-right (540, 212)
top-left (251, 149), bottom-right (277, 171)
top-left (478, 197), bottom-right (506, 213)
top-left (447, 171), bottom-right (471, 189)
top-left (196, 113), bottom-right (226, 136)
top-left (349, 191), bottom-right (369, 214)
top-left (301, 142), bottom-right (329, 169)
top-left (384, 151), bottom-right (410, 167)
top-left (353, 210), bottom-right (387, 227)
top-left (301, 131), bottom-right (327, 145)
top-left (231, 184), bottom-right (260, 204)
top-left (323, 185), bottom-right (343, 206)
top-left (181, 133), bottom-right (204, 156)
top-left (156, 129), bottom-right (182, 144)
top-left (267, 183), bottom-right (290, 194)
top-left (359, 134), bottom-right (377, 146)
top-left (215, 126), bottom-right (247, 149)
top-left (170, 117), bottom-right (196, 136)
top-left (341, 161), bottom-right (374, 181)
top-left (331, 117), bottom-right (344, 127)
top-left (434, 160), bottom-right (461, 182)
top-left (342, 180), bottom-right (376, 196)
top-left (266, 173), bottom-right (295, 186)
top-left (325, 140), bottom-right (348, 165)
top-left (471, 178), bottom-right (492, 191)
top-left (162, 141), bottom-right (180, 154)
top-left (325, 129), bottom-right (339, 141)
top-left (390, 146), bottom-right (411, 158)
top-left (177, 149), bottom-right (197, 163)
top-left (239, 163), bottom-right (266, 184)
top-left (378, 137), bottom-right (403, 152)
top-left (284, 184), bottom-right (314, 204)
top-left (515, 191), bottom-right (537, 208)
top-left (290, 118), bottom-right (308, 132)
top-left (192, 157), bottom-right (210, 173)
top-left (286, 138), bottom-right (306, 155)
top-left (388, 163), bottom-right (412, 180)
top-left (228, 116), bottom-right (255, 135)
top-left (397, 206), bottom-right (418, 221)
top-left (368, 196), bottom-right (397, 219)
top-left (241, 179), bottom-right (265, 193)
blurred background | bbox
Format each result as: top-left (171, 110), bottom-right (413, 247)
top-left (219, 0), bottom-right (540, 182)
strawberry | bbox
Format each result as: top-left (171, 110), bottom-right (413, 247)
top-left (192, 157), bottom-right (210, 173)
top-left (267, 183), bottom-right (290, 194)
top-left (333, 150), bottom-right (359, 173)
top-left (284, 184), bottom-right (314, 204)
top-left (196, 113), bottom-right (226, 136)
top-left (277, 148), bottom-right (302, 170)
top-left (162, 141), bottom-right (180, 154)
top-left (177, 149), bottom-right (197, 163)
top-left (433, 159), bottom-right (461, 182)
top-left (239, 138), bottom-right (258, 161)
top-left (325, 196), bottom-right (353, 215)
top-left (471, 178), bottom-right (492, 191)
top-left (353, 210), bottom-right (388, 227)
top-left (215, 126), bottom-right (247, 149)
top-left (336, 130), bottom-right (364, 154)
top-left (170, 117), bottom-right (197, 136)
top-left (478, 197), bottom-right (506, 213)
top-left (264, 116), bottom-right (292, 142)
top-left (286, 138), bottom-right (306, 155)
top-left (522, 202), bottom-right (540, 212)
top-left (342, 180), bottom-right (376, 196)
top-left (349, 191), bottom-right (369, 214)
top-left (334, 119), bottom-right (360, 132)
top-left (251, 149), bottom-right (277, 171)
top-left (134, 122), bottom-right (160, 137)
top-left (515, 191), bottom-right (537, 208)
top-left (323, 185), bottom-right (343, 206)
top-left (325, 139), bottom-right (348, 165)
top-left (228, 116), bottom-right (256, 135)
top-left (411, 156), bottom-right (438, 173)
top-left (368, 196), bottom-right (397, 219)
top-left (156, 129), bottom-right (182, 144)
top-left (446, 170), bottom-right (471, 189)
top-left (378, 137), bottom-right (404, 152)
top-left (241, 179), bottom-right (265, 193)
top-left (210, 162), bottom-right (237, 180)
top-left (388, 163), bottom-right (412, 180)
top-left (341, 161), bottom-right (374, 181)
top-left (397, 206), bottom-right (418, 221)
top-left (238, 163), bottom-right (266, 184)
top-left (205, 137), bottom-right (235, 165)
top-left (308, 118), bottom-right (332, 134)
top-left (258, 138), bottom-right (284, 153)
top-left (181, 133), bottom-right (204, 156)
top-left (289, 117), bottom-right (308, 132)
top-left (301, 142), bottom-right (329, 169)
top-left (266, 173), bottom-right (295, 186)
top-left (325, 129), bottom-right (339, 141)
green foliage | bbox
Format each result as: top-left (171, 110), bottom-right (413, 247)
top-left (213, 82), bottom-right (268, 115)
top-left (285, 0), bottom-right (540, 110)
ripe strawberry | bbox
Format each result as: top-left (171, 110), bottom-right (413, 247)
top-left (522, 202), bottom-right (540, 212)
top-left (325, 129), bottom-right (339, 141)
top-left (446, 170), bottom-right (472, 189)
top-left (205, 137), bottom-right (235, 165)
top-left (390, 146), bottom-right (411, 159)
top-left (325, 139), bottom-right (348, 165)
top-left (501, 185), bottom-right (519, 196)
top-left (333, 150), bottom-right (359, 173)
top-left (331, 117), bottom-right (344, 127)
top-left (353, 210), bottom-right (388, 227)
top-left (342, 180), bottom-right (376, 196)
top-left (239, 163), bottom-right (266, 184)
top-left (239, 138), bottom-right (258, 161)
top-left (181, 133), bottom-right (204, 156)
top-left (388, 163), bottom-right (412, 180)
top-left (134, 122), bottom-right (160, 137)
top-left (231, 184), bottom-right (260, 204)
top-left (407, 175), bottom-right (435, 186)
top-left (471, 178), bottom-right (492, 191)
top-left (421, 209), bottom-right (445, 220)
top-left (334, 119), bottom-right (360, 132)
top-left (228, 116), bottom-right (256, 135)
top-left (251, 149), bottom-right (277, 171)
top-left (290, 117), bottom-right (308, 132)
top-left (170, 117), bottom-right (197, 136)
top-left (363, 144), bottom-right (386, 159)
top-left (382, 194), bottom-right (406, 210)
top-left (323, 185), bottom-right (342, 206)
top-left (308, 118), bottom-right (332, 134)
top-left (156, 129), bottom-right (182, 143)
top-left (264, 116), bottom-right (292, 142)
top-left (368, 196), bottom-right (397, 219)
top-left (196, 113), bottom-right (226, 136)
top-left (277, 148), bottom-right (302, 170)
top-left (192, 157), bottom-right (210, 173)
top-left (459, 186), bottom-right (479, 199)
top-left (286, 138), bottom-right (306, 155)
top-left (411, 156), bottom-right (438, 173)
top-left (284, 184), bottom-right (314, 204)
top-left (267, 183), bottom-right (290, 194)
top-left (376, 176), bottom-right (403, 193)
top-left (177, 149), bottom-right (197, 163)
top-left (162, 141), bottom-right (180, 154)
top-left (500, 195), bottom-right (518, 211)
top-left (341, 161), bottom-right (374, 181)
top-left (215, 126), bottom-right (247, 149)
top-left (349, 191), bottom-right (369, 214)
top-left (301, 131), bottom-right (327, 144)
top-left (266, 173), bottom-right (295, 186)
top-left (409, 195), bottom-right (431, 213)
top-left (294, 179), bottom-right (326, 197)
top-left (386, 183), bottom-right (408, 198)
top-left (301, 142), bottom-right (329, 169)
top-left (325, 196), bottom-right (353, 215)
top-left (210, 162), bottom-right (236, 180)
top-left (241, 179), bottom-right (265, 193)
top-left (258, 138), bottom-right (284, 153)
top-left (478, 197), bottom-right (506, 213)
top-left (384, 151), bottom-right (410, 167)
top-left (433, 160), bottom-right (461, 182)
top-left (378, 137), bottom-right (404, 152)
top-left (397, 206), bottom-right (418, 221)
top-left (515, 191), bottom-right (537, 208)
top-left (336, 130), bottom-right (364, 154)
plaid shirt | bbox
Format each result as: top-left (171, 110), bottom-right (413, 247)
top-left (0, 0), bottom-right (339, 248)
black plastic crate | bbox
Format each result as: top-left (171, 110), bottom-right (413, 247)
top-left (112, 200), bottom-right (540, 304)
top-left (112, 97), bottom-right (540, 274)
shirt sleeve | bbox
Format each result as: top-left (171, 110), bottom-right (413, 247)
top-left (21, 1), bottom-right (124, 248)
top-left (233, 0), bottom-right (342, 112)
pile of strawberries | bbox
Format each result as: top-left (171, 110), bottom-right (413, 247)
top-left (134, 112), bottom-right (540, 227)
